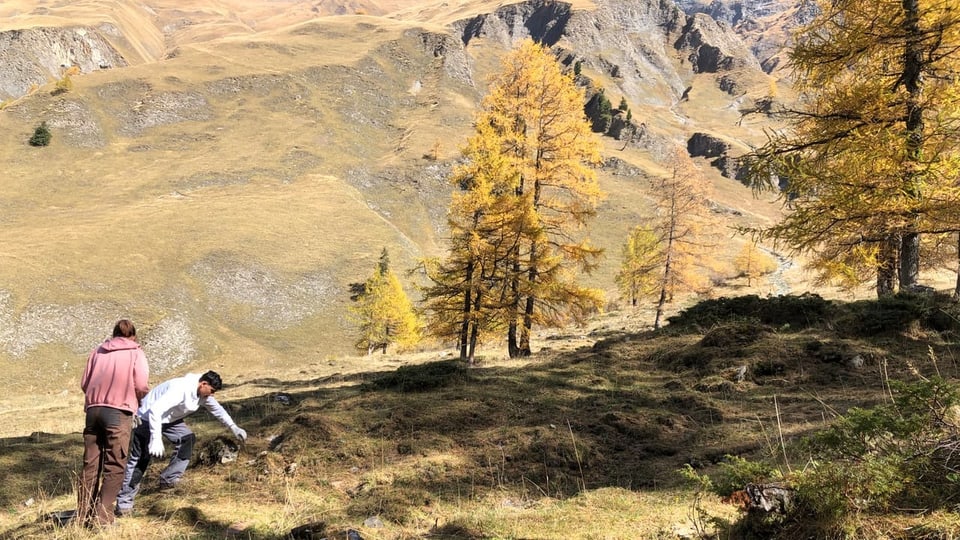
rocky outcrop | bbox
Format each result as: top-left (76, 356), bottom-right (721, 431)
top-left (674, 13), bottom-right (761, 74)
top-left (688, 132), bottom-right (748, 183)
top-left (454, 0), bottom-right (573, 48)
top-left (452, 0), bottom-right (765, 107)
top-left (608, 111), bottom-right (644, 143)
top-left (677, 0), bottom-right (819, 73)
top-left (560, 0), bottom-right (688, 105)
top-left (0, 26), bottom-right (127, 100)
top-left (451, 0), bottom-right (691, 105)
top-left (688, 132), bottom-right (731, 158)
top-left (414, 30), bottom-right (474, 86)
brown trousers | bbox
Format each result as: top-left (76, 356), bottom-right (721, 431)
top-left (78, 406), bottom-right (132, 526)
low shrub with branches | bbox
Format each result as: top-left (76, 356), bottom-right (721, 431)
top-left (691, 377), bottom-right (960, 538)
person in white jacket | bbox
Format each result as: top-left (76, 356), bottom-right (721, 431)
top-left (115, 371), bottom-right (247, 516)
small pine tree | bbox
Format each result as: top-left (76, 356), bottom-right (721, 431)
top-left (618, 96), bottom-right (628, 111)
top-left (351, 248), bottom-right (422, 355)
top-left (598, 92), bottom-right (612, 131)
top-left (29, 122), bottom-right (51, 147)
top-left (586, 90), bottom-right (613, 133)
top-left (573, 60), bottom-right (582, 77)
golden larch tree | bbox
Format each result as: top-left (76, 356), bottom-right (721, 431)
top-left (650, 149), bottom-right (718, 329)
top-left (734, 241), bottom-right (778, 287)
top-left (423, 38), bottom-right (605, 359)
top-left (745, 0), bottom-right (960, 296)
top-left (616, 225), bottom-right (663, 307)
top-left (352, 249), bottom-right (422, 355)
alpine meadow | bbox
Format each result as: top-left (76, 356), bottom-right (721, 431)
top-left (4, 0), bottom-right (960, 539)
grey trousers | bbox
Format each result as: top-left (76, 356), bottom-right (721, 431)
top-left (116, 419), bottom-right (195, 511)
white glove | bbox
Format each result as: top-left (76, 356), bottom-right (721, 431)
top-left (148, 436), bottom-right (165, 458)
top-left (230, 425), bottom-right (247, 441)
top-left (132, 415), bottom-right (142, 429)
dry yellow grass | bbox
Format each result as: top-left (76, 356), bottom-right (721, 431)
top-left (3, 297), bottom-right (957, 539)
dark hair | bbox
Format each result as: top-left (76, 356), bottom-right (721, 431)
top-left (200, 370), bottom-right (223, 391)
top-left (112, 319), bottom-right (137, 338)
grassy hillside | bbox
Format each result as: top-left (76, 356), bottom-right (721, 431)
top-left (3, 294), bottom-right (960, 539)
top-left (0, 0), bottom-right (807, 402)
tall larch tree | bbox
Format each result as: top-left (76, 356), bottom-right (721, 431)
top-left (650, 149), bottom-right (717, 329)
top-left (745, 0), bottom-right (960, 296)
top-left (352, 248), bottom-right (422, 355)
top-left (484, 38), bottom-right (605, 358)
top-left (423, 38), bottom-right (605, 359)
top-left (420, 139), bottom-right (522, 363)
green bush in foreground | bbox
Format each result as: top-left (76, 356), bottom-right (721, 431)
top-left (798, 377), bottom-right (960, 514)
top-left (692, 377), bottom-right (960, 538)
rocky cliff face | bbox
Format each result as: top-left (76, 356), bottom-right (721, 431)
top-left (1, 0), bottom-right (800, 109)
top-left (0, 26), bottom-right (127, 100)
top-left (444, 0), bottom-right (795, 168)
top-left (677, 0), bottom-right (817, 72)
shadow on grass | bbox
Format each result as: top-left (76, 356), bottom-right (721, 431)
top-left (4, 294), bottom-right (960, 534)
top-left (0, 431), bottom-right (79, 508)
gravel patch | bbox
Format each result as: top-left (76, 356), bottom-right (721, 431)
top-left (140, 314), bottom-right (196, 374)
top-left (0, 290), bottom-right (117, 357)
top-left (190, 254), bottom-right (337, 330)
top-left (43, 98), bottom-right (106, 148)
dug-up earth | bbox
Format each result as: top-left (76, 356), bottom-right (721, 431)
top-left (1, 292), bottom-right (958, 539)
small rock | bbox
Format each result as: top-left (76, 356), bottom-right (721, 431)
top-left (735, 365), bottom-right (747, 382)
top-left (363, 515), bottom-right (384, 528)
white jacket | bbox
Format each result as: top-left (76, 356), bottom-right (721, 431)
top-left (137, 372), bottom-right (237, 442)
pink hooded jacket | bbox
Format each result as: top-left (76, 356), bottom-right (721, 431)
top-left (80, 336), bottom-right (150, 413)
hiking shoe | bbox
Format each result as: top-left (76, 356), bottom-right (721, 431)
top-left (158, 481), bottom-right (180, 492)
top-left (115, 507), bottom-right (134, 518)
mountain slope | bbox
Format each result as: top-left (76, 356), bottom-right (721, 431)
top-left (0, 0), bottom-right (798, 389)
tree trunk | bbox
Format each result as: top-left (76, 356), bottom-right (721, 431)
top-left (507, 259), bottom-right (522, 358)
top-left (518, 242), bottom-right (538, 357)
top-left (654, 250), bottom-right (673, 330)
top-left (518, 295), bottom-right (533, 357)
top-left (955, 234), bottom-right (960, 299)
top-left (508, 318), bottom-right (520, 358)
top-left (467, 288), bottom-right (481, 364)
top-left (877, 235), bottom-right (898, 297)
top-left (899, 0), bottom-right (923, 291)
top-left (899, 232), bottom-right (920, 291)
top-left (655, 207), bottom-right (677, 330)
top-left (654, 286), bottom-right (667, 330)
top-left (468, 323), bottom-right (479, 365)
top-left (459, 260), bottom-right (475, 361)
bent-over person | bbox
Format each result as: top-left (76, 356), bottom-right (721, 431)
top-left (115, 370), bottom-right (247, 516)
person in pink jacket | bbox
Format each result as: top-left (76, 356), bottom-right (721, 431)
top-left (77, 319), bottom-right (149, 527)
